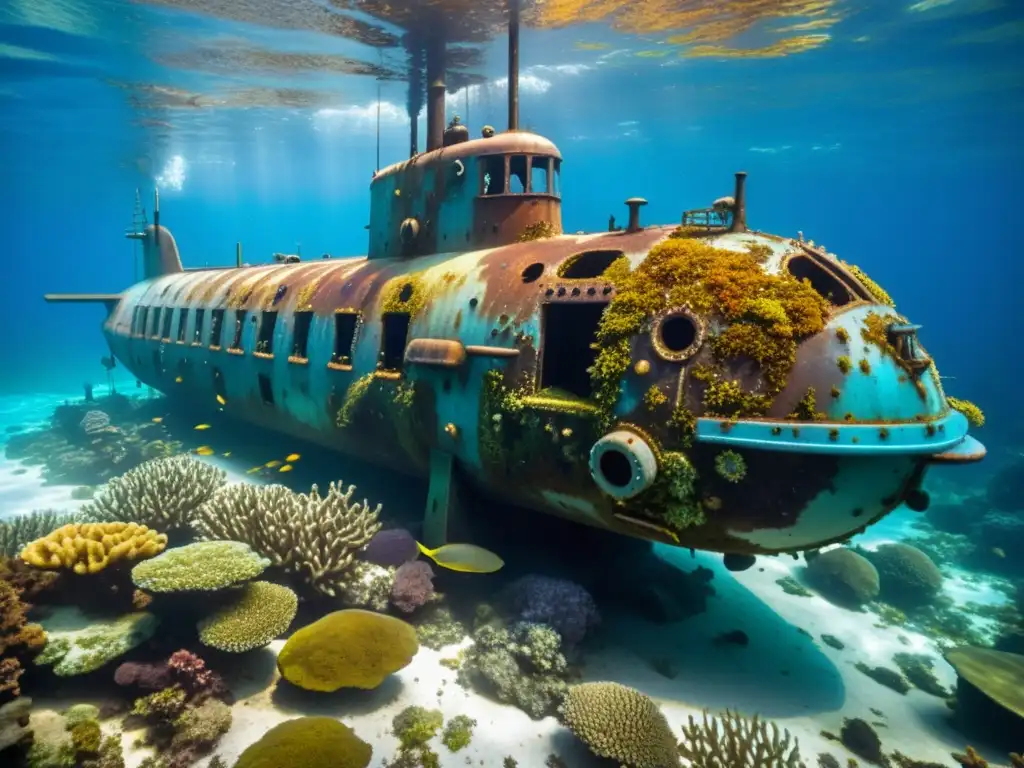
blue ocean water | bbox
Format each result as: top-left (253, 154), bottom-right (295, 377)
top-left (1, 2), bottom-right (1023, 767)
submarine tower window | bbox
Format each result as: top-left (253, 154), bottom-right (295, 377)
top-left (257, 373), bottom-right (273, 406)
top-left (522, 263), bottom-right (544, 283)
top-left (193, 309), bottom-right (205, 344)
top-left (292, 311), bottom-right (313, 361)
top-left (540, 302), bottom-right (608, 399)
top-left (257, 311), bottom-right (277, 355)
top-left (530, 157), bottom-right (550, 194)
top-left (229, 310), bottom-right (245, 351)
top-left (160, 307), bottom-right (173, 341)
top-left (380, 313), bottom-right (410, 372)
top-left (481, 156), bottom-right (506, 196)
top-left (212, 367), bottom-right (227, 401)
top-left (509, 155), bottom-right (527, 193)
top-left (332, 312), bottom-right (358, 366)
top-left (176, 308), bottom-right (188, 343)
top-left (131, 307), bottom-right (140, 335)
top-left (559, 250), bottom-right (625, 280)
top-left (209, 309), bottom-right (225, 348)
top-left (552, 159), bottom-right (561, 197)
top-left (149, 308), bottom-right (161, 338)
top-left (136, 307), bottom-right (148, 338)
top-left (786, 255), bottom-right (852, 306)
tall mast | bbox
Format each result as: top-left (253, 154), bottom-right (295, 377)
top-left (508, 0), bottom-right (520, 131)
top-left (425, 31), bottom-right (447, 151)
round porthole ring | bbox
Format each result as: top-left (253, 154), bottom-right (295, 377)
top-left (650, 307), bottom-right (704, 362)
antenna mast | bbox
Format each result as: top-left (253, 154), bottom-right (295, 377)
top-left (508, 0), bottom-right (520, 131)
top-left (127, 188), bottom-right (148, 281)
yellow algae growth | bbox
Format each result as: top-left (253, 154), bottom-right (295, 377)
top-left (20, 522), bottom-right (168, 575)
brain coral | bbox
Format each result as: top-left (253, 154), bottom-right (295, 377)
top-left (804, 548), bottom-right (880, 609)
top-left (131, 541), bottom-right (270, 593)
top-left (20, 522), bottom-right (167, 575)
top-left (277, 609), bottom-right (418, 692)
top-left (197, 581), bottom-right (298, 653)
top-left (82, 455), bottom-right (226, 532)
top-left (864, 543), bottom-right (943, 611)
top-left (560, 681), bottom-right (679, 768)
top-left (233, 716), bottom-right (372, 768)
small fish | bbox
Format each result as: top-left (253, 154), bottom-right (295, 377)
top-left (175, 376), bottom-right (183, 383)
top-left (264, 460), bottom-right (282, 468)
top-left (285, 453), bottom-right (301, 462)
top-left (151, 417), bottom-right (163, 423)
top-left (195, 446), bottom-right (214, 456)
top-left (279, 464), bottom-right (293, 473)
top-left (216, 394), bottom-right (226, 406)
top-left (194, 424), bottom-right (211, 431)
top-left (992, 547), bottom-right (1005, 558)
top-left (246, 466), bottom-right (262, 474)
top-left (416, 541), bottom-right (504, 574)
top-left (713, 629), bottom-right (750, 648)
top-left (222, 451), bottom-right (232, 458)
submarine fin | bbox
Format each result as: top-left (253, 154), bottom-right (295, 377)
top-left (423, 449), bottom-right (467, 549)
top-left (44, 294), bottom-right (122, 315)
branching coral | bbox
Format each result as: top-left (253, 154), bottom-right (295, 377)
top-left (0, 510), bottom-right (83, 558)
top-left (81, 455), bottom-right (226, 532)
top-left (20, 522), bottom-right (167, 575)
top-left (197, 581), bottom-right (298, 652)
top-left (560, 681), bottom-right (679, 768)
top-left (0, 580), bottom-right (46, 699)
top-left (678, 709), bottom-right (806, 767)
top-left (131, 541), bottom-right (269, 592)
top-left (194, 481), bottom-right (382, 597)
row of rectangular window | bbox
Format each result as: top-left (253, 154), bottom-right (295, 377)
top-left (130, 306), bottom-right (374, 370)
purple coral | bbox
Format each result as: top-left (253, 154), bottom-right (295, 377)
top-left (502, 575), bottom-right (600, 647)
top-left (391, 560), bottom-right (435, 613)
top-left (115, 650), bottom-right (230, 704)
top-left (361, 528), bottom-right (419, 568)
top-left (114, 660), bottom-right (173, 691)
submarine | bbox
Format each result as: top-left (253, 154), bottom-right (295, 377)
top-left (45, 9), bottom-right (986, 568)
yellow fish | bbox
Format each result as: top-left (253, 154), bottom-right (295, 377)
top-left (285, 453), bottom-right (301, 462)
top-left (279, 464), bottom-right (293, 473)
top-left (195, 446), bottom-right (215, 456)
top-left (416, 542), bottom-right (504, 574)
top-left (216, 394), bottom-right (226, 406)
top-left (264, 460), bottom-right (282, 468)
top-left (246, 466), bottom-right (262, 474)
top-left (174, 376), bottom-right (183, 383)
top-left (222, 452), bottom-right (232, 457)
top-left (151, 417), bottom-right (163, 423)
top-left (194, 424), bottom-right (211, 431)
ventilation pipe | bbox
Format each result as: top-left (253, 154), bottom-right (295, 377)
top-left (425, 33), bottom-right (446, 152)
top-left (508, 0), bottom-right (520, 131)
top-left (625, 197), bottom-right (648, 233)
top-left (730, 171), bottom-right (747, 232)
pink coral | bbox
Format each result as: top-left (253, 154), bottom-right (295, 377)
top-left (168, 650), bottom-right (231, 703)
top-left (391, 561), bottom-right (435, 613)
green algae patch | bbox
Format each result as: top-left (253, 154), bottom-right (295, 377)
top-left (844, 263), bottom-right (895, 307)
top-left (714, 450), bottom-right (747, 483)
top-left (788, 387), bottom-right (825, 421)
top-left (947, 396), bottom-right (984, 428)
top-left (380, 273), bottom-right (429, 318)
top-left (441, 714), bottom-right (476, 752)
top-left (621, 450), bottom-right (704, 532)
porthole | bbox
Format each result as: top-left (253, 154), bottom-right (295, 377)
top-left (521, 263), bottom-right (544, 283)
top-left (651, 308), bottom-right (703, 362)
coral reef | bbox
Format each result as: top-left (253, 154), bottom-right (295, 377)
top-left (501, 575), bottom-right (600, 648)
top-left (561, 681), bottom-right (679, 768)
top-left (277, 609), bottom-right (419, 691)
top-left (0, 510), bottom-right (83, 558)
top-left (390, 560), bottom-right (435, 614)
top-left (0, 695), bottom-right (31, 751)
top-left (20, 522), bottom-right (167, 575)
top-left (441, 714), bottom-right (476, 752)
top-left (391, 705), bottom-right (443, 766)
top-left (131, 685), bottom-right (232, 767)
top-left (361, 528), bottom-right (419, 568)
top-left (458, 622), bottom-right (572, 719)
top-left (197, 581), bottom-right (298, 652)
top-left (679, 709), bottom-right (806, 767)
top-left (336, 562), bottom-right (394, 612)
top-left (804, 548), bottom-right (880, 609)
top-left (25, 701), bottom-right (126, 768)
top-left (414, 605), bottom-right (468, 650)
top-left (81, 455), bottom-right (226, 533)
top-left (232, 716), bottom-right (372, 768)
top-left (194, 481), bottom-right (382, 597)
top-left (115, 649), bottom-right (229, 705)
top-left (0, 581), bottom-right (45, 700)
top-left (854, 662), bottom-right (911, 694)
top-left (36, 611), bottom-right (158, 676)
top-left (839, 718), bottom-right (884, 765)
top-left (863, 543), bottom-right (943, 612)
top-left (131, 541), bottom-right (270, 592)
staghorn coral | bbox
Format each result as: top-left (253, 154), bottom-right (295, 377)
top-left (0, 580), bottom-right (46, 699)
top-left (390, 560), bottom-right (435, 614)
top-left (131, 541), bottom-right (269, 592)
top-left (0, 509), bottom-right (83, 558)
top-left (197, 581), bottom-right (298, 652)
top-left (560, 681), bottom-right (679, 768)
top-left (20, 522), bottom-right (167, 575)
top-left (679, 709), bottom-right (806, 767)
top-left (233, 716), bottom-right (372, 768)
top-left (81, 455), bottom-right (225, 532)
top-left (36, 611), bottom-right (158, 676)
top-left (194, 481), bottom-right (382, 597)
top-left (277, 609), bottom-right (419, 691)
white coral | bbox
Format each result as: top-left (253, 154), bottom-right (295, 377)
top-left (81, 455), bottom-right (226, 532)
top-left (194, 481), bottom-right (383, 597)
